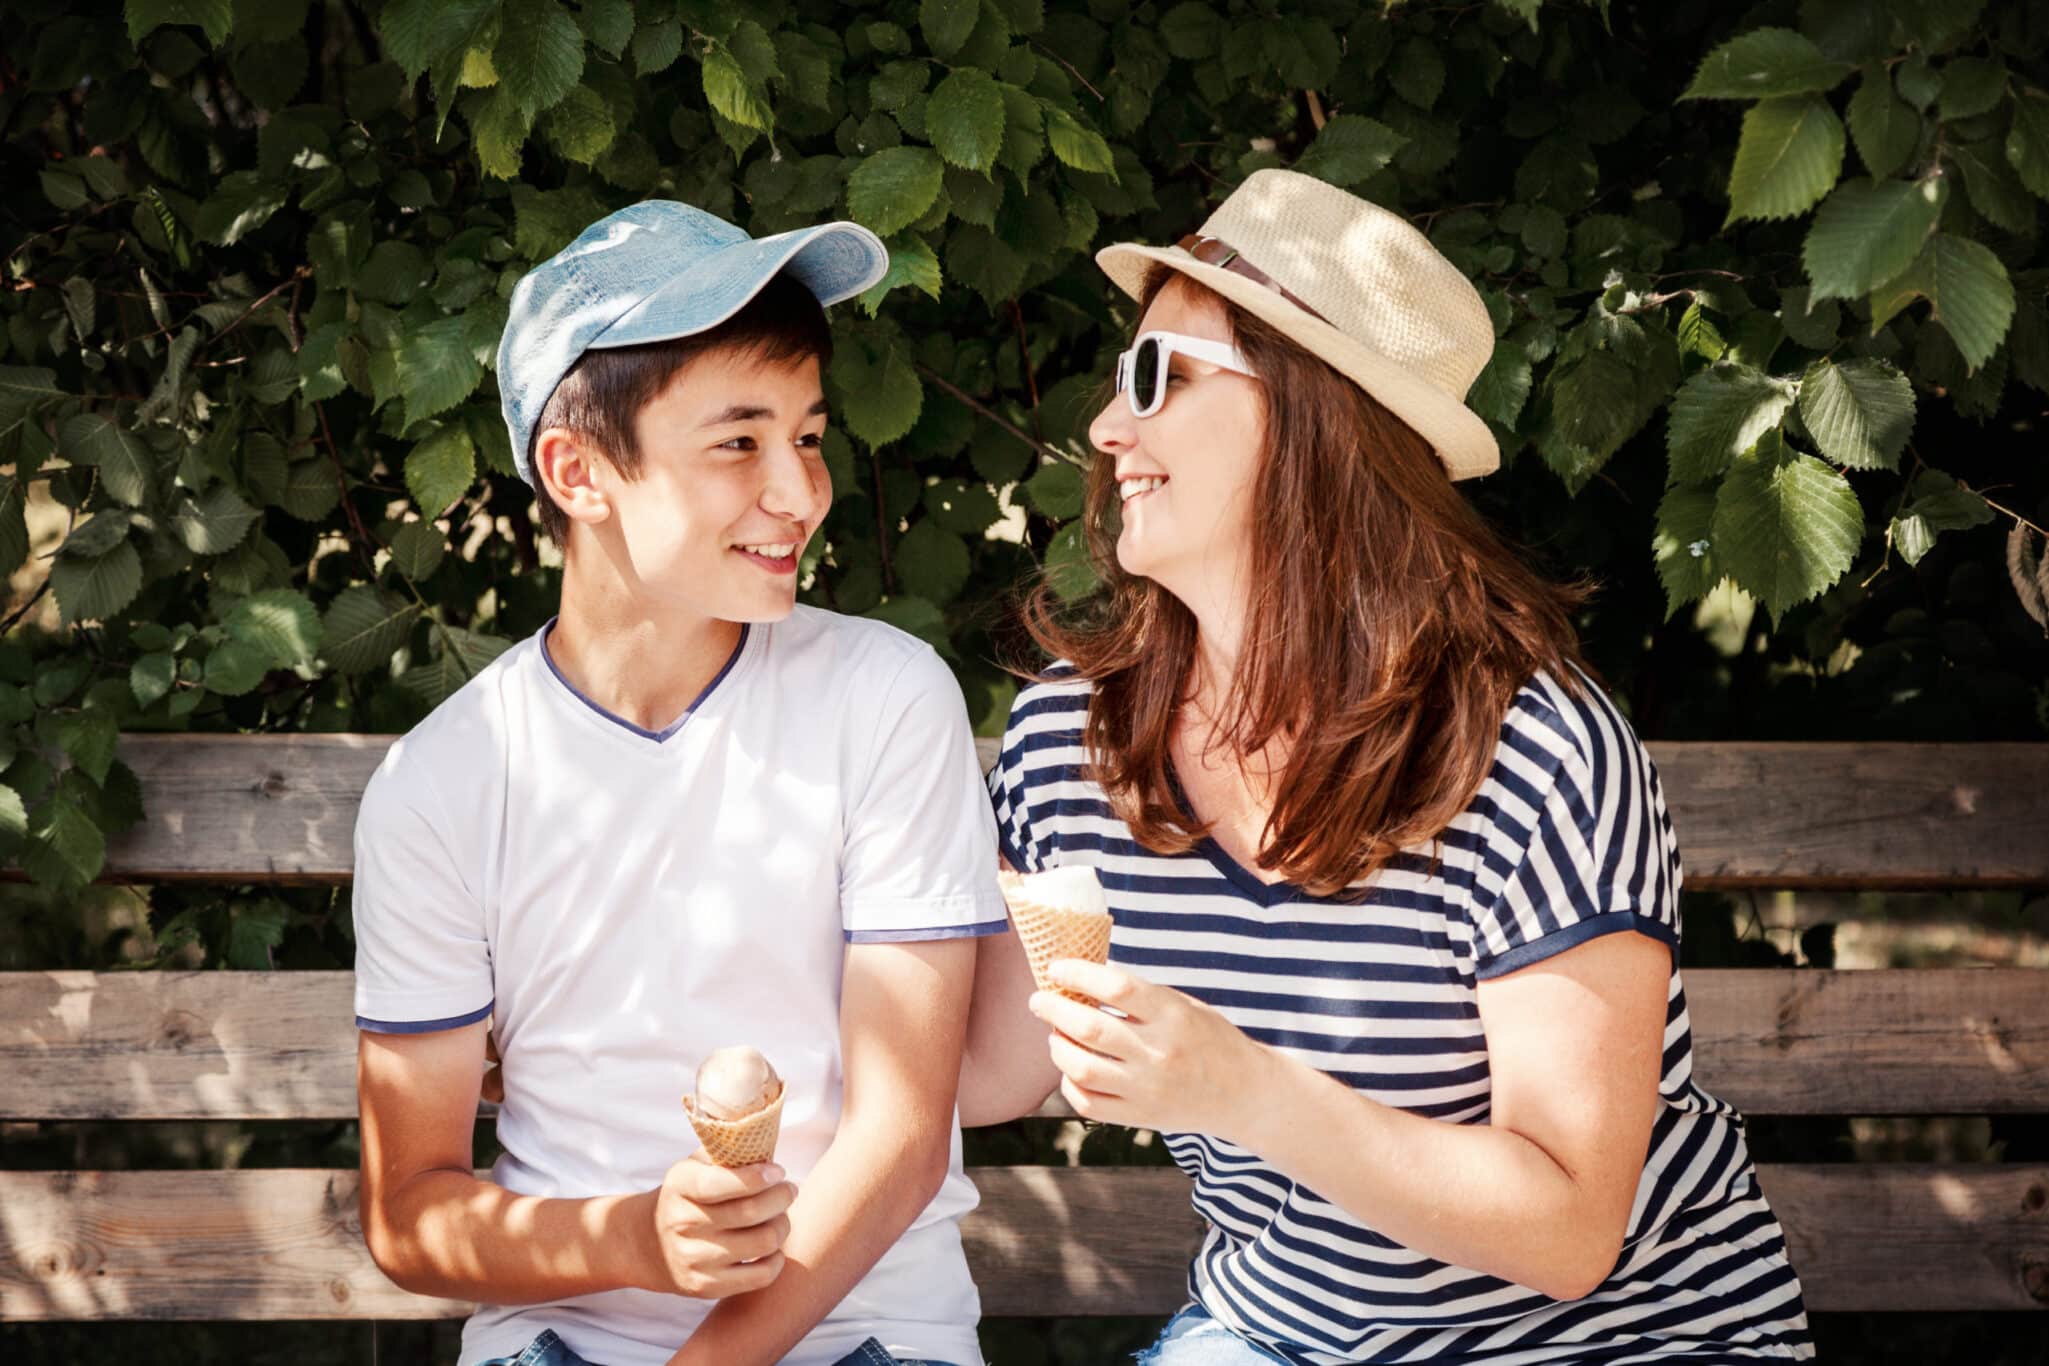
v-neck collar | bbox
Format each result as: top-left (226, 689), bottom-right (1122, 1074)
top-left (538, 617), bottom-right (749, 745)
top-left (1164, 758), bottom-right (1310, 909)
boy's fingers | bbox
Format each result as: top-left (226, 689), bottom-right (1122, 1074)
top-left (719, 1249), bottom-right (786, 1296)
top-left (674, 1157), bottom-right (785, 1202)
top-left (720, 1213), bottom-right (790, 1265)
top-left (703, 1181), bottom-right (798, 1230)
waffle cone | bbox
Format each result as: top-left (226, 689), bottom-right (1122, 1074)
top-left (1003, 894), bottom-right (1112, 1003)
top-left (683, 1080), bottom-right (785, 1167)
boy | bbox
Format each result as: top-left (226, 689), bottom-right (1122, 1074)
top-left (351, 201), bottom-right (1004, 1366)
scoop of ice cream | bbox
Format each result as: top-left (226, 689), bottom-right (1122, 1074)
top-left (694, 1045), bottom-right (780, 1122)
top-left (998, 865), bottom-right (1110, 919)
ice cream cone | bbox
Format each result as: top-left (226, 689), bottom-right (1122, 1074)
top-left (683, 1079), bottom-right (785, 1167)
top-left (999, 869), bottom-right (1113, 1003)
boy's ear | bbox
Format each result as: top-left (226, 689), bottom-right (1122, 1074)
top-left (532, 427), bottom-right (612, 528)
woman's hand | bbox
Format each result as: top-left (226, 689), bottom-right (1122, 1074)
top-left (1029, 958), bottom-right (1270, 1141)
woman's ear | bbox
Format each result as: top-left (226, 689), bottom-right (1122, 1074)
top-left (532, 427), bottom-right (612, 528)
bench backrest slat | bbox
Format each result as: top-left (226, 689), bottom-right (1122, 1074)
top-left (3, 968), bottom-right (2043, 1121)
top-left (86, 736), bottom-right (2049, 888)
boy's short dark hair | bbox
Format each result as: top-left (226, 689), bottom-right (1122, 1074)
top-left (528, 272), bottom-right (835, 544)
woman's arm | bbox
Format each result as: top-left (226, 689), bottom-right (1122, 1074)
top-left (663, 937), bottom-right (975, 1366)
top-left (1033, 928), bottom-right (1669, 1301)
top-left (957, 914), bottom-right (1063, 1126)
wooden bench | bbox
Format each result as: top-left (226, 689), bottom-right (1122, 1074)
top-left (2, 735), bottom-right (2047, 1326)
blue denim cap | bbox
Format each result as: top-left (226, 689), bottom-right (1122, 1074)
top-left (497, 200), bottom-right (889, 485)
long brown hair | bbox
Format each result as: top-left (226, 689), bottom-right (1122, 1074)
top-left (1022, 268), bottom-right (1594, 897)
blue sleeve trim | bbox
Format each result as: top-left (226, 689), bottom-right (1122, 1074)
top-left (356, 1000), bottom-right (494, 1034)
top-left (845, 918), bottom-right (1011, 944)
top-left (1474, 911), bottom-right (1677, 981)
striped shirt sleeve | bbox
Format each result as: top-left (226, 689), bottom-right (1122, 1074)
top-left (1465, 689), bottom-right (1682, 980)
top-left (985, 681), bottom-right (1068, 872)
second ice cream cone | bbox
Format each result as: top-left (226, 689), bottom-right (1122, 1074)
top-left (683, 1080), bottom-right (785, 1167)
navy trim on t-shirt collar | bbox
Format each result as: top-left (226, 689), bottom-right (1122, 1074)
top-left (538, 617), bottom-right (749, 744)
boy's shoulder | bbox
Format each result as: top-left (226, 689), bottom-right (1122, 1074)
top-left (362, 632), bottom-right (536, 811)
top-left (766, 603), bottom-right (950, 696)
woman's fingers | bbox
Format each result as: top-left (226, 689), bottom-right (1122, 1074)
top-left (1029, 989), bottom-right (1140, 1059)
top-left (1048, 1028), bottom-right (1126, 1094)
top-left (1046, 958), bottom-right (1149, 1015)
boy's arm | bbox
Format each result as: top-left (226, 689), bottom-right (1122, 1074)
top-left (662, 937), bottom-right (976, 1366)
top-left (358, 1019), bottom-right (794, 1303)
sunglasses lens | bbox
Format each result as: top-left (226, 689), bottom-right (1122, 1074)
top-left (1131, 336), bottom-right (1162, 413)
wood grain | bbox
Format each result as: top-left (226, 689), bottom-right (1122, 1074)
top-left (75, 735), bottom-right (2049, 888)
top-left (1, 1165), bottom-right (2042, 1319)
top-left (4, 969), bottom-right (2042, 1122)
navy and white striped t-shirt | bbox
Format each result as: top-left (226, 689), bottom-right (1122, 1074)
top-left (987, 666), bottom-right (1814, 1364)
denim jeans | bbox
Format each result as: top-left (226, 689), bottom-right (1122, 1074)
top-left (476, 1328), bottom-right (962, 1366)
top-left (1133, 1305), bottom-right (1293, 1366)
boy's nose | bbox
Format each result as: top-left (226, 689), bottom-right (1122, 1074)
top-left (759, 441), bottom-right (828, 522)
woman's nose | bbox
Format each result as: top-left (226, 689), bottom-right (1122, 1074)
top-left (1089, 396), bottom-right (1136, 456)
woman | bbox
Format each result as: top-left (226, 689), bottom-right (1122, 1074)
top-left (962, 170), bottom-right (1814, 1363)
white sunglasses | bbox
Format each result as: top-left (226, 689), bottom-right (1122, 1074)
top-left (1113, 330), bottom-right (1255, 418)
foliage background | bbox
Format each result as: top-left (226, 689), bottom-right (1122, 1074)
top-left (2, 0), bottom-right (2046, 1360)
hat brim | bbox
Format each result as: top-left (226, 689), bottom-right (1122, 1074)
top-left (592, 220), bottom-right (889, 350)
top-left (1095, 242), bottom-right (1500, 481)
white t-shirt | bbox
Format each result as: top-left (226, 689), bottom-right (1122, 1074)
top-left (351, 605), bottom-right (1005, 1366)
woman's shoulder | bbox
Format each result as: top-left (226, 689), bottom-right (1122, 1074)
top-left (1498, 663), bottom-right (1656, 788)
top-left (1006, 662), bottom-right (1095, 720)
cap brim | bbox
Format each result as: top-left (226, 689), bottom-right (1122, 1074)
top-left (591, 220), bottom-right (889, 350)
top-left (1095, 241), bottom-right (1499, 481)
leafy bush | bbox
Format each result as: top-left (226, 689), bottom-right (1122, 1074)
top-left (3, 0), bottom-right (2045, 913)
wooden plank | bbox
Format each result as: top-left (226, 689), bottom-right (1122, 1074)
top-left (0, 1165), bottom-right (2042, 1319)
top-left (3, 969), bottom-right (2045, 1122)
top-left (74, 735), bottom-right (2049, 887)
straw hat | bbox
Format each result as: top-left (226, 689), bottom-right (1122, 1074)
top-left (1096, 169), bottom-right (1500, 481)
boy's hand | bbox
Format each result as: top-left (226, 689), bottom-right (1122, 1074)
top-left (643, 1156), bottom-right (796, 1299)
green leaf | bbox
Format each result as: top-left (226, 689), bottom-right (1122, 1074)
top-left (471, 86), bottom-right (533, 179)
top-left (1797, 358), bottom-right (1914, 471)
top-left (924, 478), bottom-right (1001, 534)
top-left (540, 85), bottom-right (616, 165)
top-left (1950, 139), bottom-right (2036, 236)
top-left (895, 519), bottom-right (970, 603)
top-left (1778, 286), bottom-right (1842, 350)
top-left (846, 146), bottom-right (945, 237)
top-left (56, 710), bottom-right (119, 786)
top-left (130, 652), bottom-right (177, 709)
top-left (321, 585), bottom-right (421, 673)
top-left (1938, 57), bottom-right (2007, 122)
top-left (1665, 364), bottom-right (1796, 484)
top-left (0, 783), bottom-right (25, 853)
top-left (59, 512), bottom-right (133, 561)
top-left (869, 59), bottom-right (929, 112)
top-left (920, 0), bottom-right (979, 59)
top-left (929, 68), bottom-right (1005, 173)
top-left (396, 315), bottom-right (485, 421)
top-left (60, 412), bottom-right (155, 507)
top-left (858, 237), bottom-right (944, 315)
top-left (511, 184), bottom-right (608, 261)
top-left (196, 169), bottom-right (287, 245)
top-left (1891, 468), bottom-right (1995, 567)
top-left (1725, 96), bottom-right (1844, 225)
top-left (1024, 459), bottom-right (1084, 519)
top-left (1682, 28), bottom-right (1851, 101)
top-left (50, 541), bottom-right (143, 626)
top-left (388, 520), bottom-right (447, 579)
top-left (1044, 520), bottom-right (1097, 601)
top-left (1467, 344), bottom-right (1534, 429)
top-left (203, 638), bottom-right (271, 695)
top-left (1389, 37), bottom-right (1445, 110)
top-left (405, 423), bottom-right (476, 516)
top-left (395, 625), bottom-right (513, 709)
top-left (703, 45), bottom-right (772, 131)
top-left (1801, 176), bottom-right (1944, 300)
top-left (834, 335), bottom-right (924, 448)
top-left (1867, 234), bottom-right (2016, 373)
top-left (1294, 114), bottom-right (1407, 188)
top-left (577, 0), bottom-right (633, 58)
top-left (22, 788), bottom-right (105, 890)
top-left (228, 588), bottom-right (323, 667)
top-left (494, 0), bottom-right (583, 116)
top-left (1045, 107), bottom-right (1114, 174)
top-left (1652, 485), bottom-right (1722, 619)
top-left (172, 484), bottom-right (261, 555)
top-left (277, 458), bottom-right (343, 522)
top-left (1159, 2), bottom-right (1221, 60)
top-left (127, 0), bottom-right (232, 47)
top-left (630, 15), bottom-right (683, 76)
top-left (1711, 441), bottom-right (1863, 619)
top-left (2007, 90), bottom-right (2049, 200)
top-left (226, 899), bottom-right (289, 969)
top-left (1677, 300), bottom-right (1728, 362)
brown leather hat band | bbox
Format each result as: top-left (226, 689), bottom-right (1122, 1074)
top-left (1175, 233), bottom-right (1333, 327)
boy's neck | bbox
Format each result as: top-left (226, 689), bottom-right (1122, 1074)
top-left (547, 554), bottom-right (747, 735)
